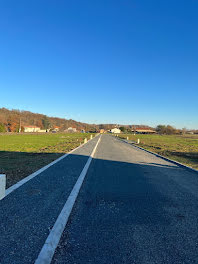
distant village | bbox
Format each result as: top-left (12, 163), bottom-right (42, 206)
top-left (23, 125), bottom-right (157, 134)
top-left (23, 125), bottom-right (80, 133)
top-left (22, 125), bottom-right (197, 135)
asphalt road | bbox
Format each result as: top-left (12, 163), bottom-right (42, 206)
top-left (1, 134), bottom-right (198, 263)
top-left (52, 135), bottom-right (198, 264)
top-left (0, 136), bottom-right (99, 264)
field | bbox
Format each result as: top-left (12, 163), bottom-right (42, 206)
top-left (118, 134), bottom-right (198, 170)
top-left (0, 133), bottom-right (94, 188)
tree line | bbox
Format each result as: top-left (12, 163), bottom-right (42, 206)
top-left (156, 125), bottom-right (197, 135)
top-left (0, 108), bottom-right (196, 134)
top-left (0, 108), bottom-right (98, 132)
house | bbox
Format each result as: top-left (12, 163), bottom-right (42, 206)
top-left (24, 126), bottom-right (50, 133)
top-left (53, 126), bottom-right (60, 132)
top-left (24, 126), bottom-right (40, 132)
top-left (38, 129), bottom-right (49, 133)
top-left (51, 126), bottom-right (60, 133)
top-left (132, 128), bottom-right (156, 134)
top-left (65, 127), bottom-right (77, 133)
top-left (187, 131), bottom-right (194, 135)
top-left (110, 128), bottom-right (121, 134)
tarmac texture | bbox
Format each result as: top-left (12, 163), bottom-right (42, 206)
top-left (52, 135), bottom-right (198, 264)
top-left (0, 136), bottom-right (99, 264)
top-left (1, 134), bottom-right (198, 263)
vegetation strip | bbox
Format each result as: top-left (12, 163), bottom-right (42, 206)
top-left (35, 135), bottom-right (101, 264)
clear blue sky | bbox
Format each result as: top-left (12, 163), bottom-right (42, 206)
top-left (0, 0), bottom-right (197, 129)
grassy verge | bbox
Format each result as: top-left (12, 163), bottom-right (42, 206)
top-left (118, 134), bottom-right (198, 170)
top-left (0, 133), bottom-right (94, 188)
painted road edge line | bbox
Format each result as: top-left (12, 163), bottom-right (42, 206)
top-left (117, 136), bottom-right (198, 174)
top-left (34, 135), bottom-right (101, 264)
top-left (5, 134), bottom-right (99, 197)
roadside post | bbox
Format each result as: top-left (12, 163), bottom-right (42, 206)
top-left (84, 138), bottom-right (87, 144)
top-left (0, 174), bottom-right (6, 200)
top-left (137, 139), bottom-right (140, 144)
top-left (127, 136), bottom-right (129, 140)
top-left (90, 135), bottom-right (93, 140)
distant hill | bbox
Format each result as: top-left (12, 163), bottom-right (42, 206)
top-left (0, 108), bottom-right (96, 132)
top-left (0, 107), bottom-right (153, 132)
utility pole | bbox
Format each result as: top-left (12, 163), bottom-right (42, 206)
top-left (19, 117), bottom-right (21, 133)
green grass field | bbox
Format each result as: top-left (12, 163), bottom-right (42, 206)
top-left (0, 133), bottom-right (94, 188)
top-left (118, 134), bottom-right (198, 170)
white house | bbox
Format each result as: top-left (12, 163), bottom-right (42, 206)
top-left (38, 129), bottom-right (49, 133)
top-left (110, 128), bottom-right (121, 134)
top-left (24, 126), bottom-right (40, 132)
top-left (66, 127), bottom-right (77, 133)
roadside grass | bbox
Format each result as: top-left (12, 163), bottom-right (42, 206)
top-left (0, 133), bottom-right (94, 188)
top-left (118, 134), bottom-right (198, 170)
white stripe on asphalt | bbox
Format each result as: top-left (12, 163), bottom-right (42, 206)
top-left (35, 135), bottom-right (101, 264)
top-left (5, 135), bottom-right (99, 197)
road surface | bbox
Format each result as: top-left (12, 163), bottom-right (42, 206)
top-left (0, 136), bottom-right (99, 264)
top-left (52, 135), bottom-right (198, 264)
top-left (0, 134), bottom-right (198, 263)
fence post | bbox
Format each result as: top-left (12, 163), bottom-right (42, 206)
top-left (0, 174), bottom-right (6, 200)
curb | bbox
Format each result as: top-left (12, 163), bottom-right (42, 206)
top-left (116, 137), bottom-right (198, 175)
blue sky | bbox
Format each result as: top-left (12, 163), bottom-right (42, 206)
top-left (0, 0), bottom-right (197, 129)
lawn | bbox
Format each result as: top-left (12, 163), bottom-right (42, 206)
top-left (0, 133), bottom-right (94, 188)
top-left (118, 134), bottom-right (198, 170)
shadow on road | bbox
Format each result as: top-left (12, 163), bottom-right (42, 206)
top-left (52, 154), bottom-right (198, 264)
top-left (1, 152), bottom-right (198, 264)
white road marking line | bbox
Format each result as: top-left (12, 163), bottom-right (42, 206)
top-left (5, 135), bottom-right (99, 197)
top-left (34, 135), bottom-right (101, 264)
